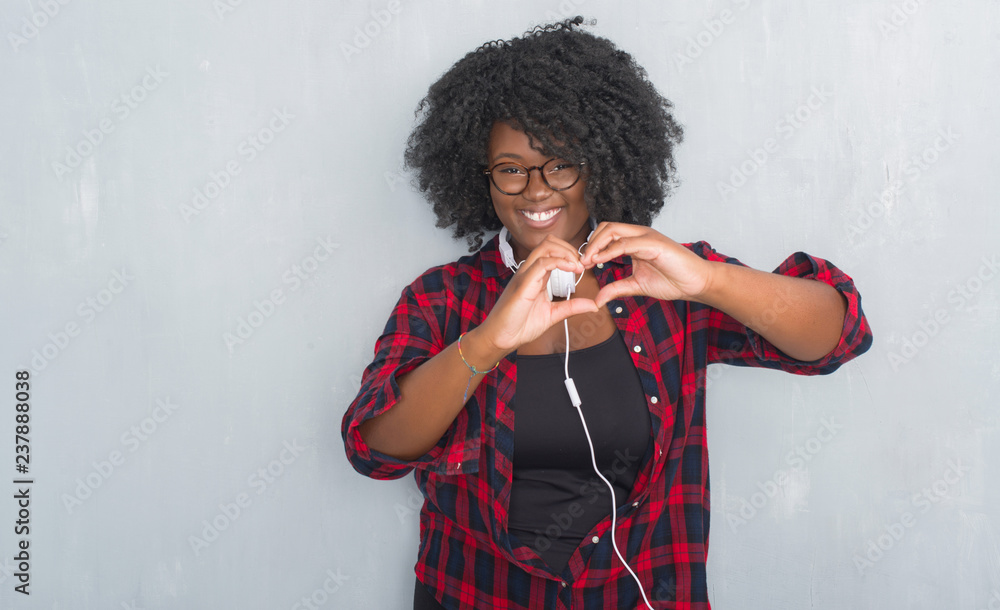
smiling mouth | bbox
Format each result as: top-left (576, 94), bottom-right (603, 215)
top-left (520, 208), bottom-right (561, 222)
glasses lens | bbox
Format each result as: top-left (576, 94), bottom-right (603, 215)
top-left (543, 159), bottom-right (580, 190)
top-left (489, 160), bottom-right (581, 194)
top-left (490, 163), bottom-right (528, 194)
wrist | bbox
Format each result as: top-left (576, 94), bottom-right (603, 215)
top-left (690, 260), bottom-right (727, 306)
top-left (460, 326), bottom-right (508, 372)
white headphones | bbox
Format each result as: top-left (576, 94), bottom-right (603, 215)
top-left (497, 217), bottom-right (598, 300)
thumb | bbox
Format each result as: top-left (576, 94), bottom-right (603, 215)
top-left (549, 297), bottom-right (599, 324)
top-left (594, 279), bottom-right (643, 308)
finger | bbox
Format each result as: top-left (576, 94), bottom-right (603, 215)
top-left (587, 235), bottom-right (639, 265)
top-left (522, 250), bottom-right (585, 280)
top-left (525, 238), bottom-right (580, 265)
top-left (590, 227), bottom-right (684, 263)
top-left (524, 234), bottom-right (584, 269)
top-left (579, 221), bottom-right (615, 263)
top-left (515, 255), bottom-right (586, 295)
top-left (594, 278), bottom-right (645, 308)
top-left (535, 254), bottom-right (587, 275)
top-left (581, 223), bottom-right (647, 264)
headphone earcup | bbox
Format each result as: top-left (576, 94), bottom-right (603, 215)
top-left (547, 269), bottom-right (577, 301)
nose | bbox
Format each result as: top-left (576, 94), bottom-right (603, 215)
top-left (521, 166), bottom-right (553, 201)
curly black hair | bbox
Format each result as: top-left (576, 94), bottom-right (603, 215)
top-left (404, 16), bottom-right (684, 251)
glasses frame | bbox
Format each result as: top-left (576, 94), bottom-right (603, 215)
top-left (483, 159), bottom-right (586, 196)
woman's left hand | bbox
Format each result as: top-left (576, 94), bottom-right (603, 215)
top-left (580, 222), bottom-right (715, 307)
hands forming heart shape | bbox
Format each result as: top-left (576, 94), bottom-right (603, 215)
top-left (477, 222), bottom-right (716, 354)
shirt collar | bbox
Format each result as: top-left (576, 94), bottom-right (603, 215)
top-left (480, 232), bottom-right (511, 281)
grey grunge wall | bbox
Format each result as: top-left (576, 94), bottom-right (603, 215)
top-left (1, 0), bottom-right (998, 608)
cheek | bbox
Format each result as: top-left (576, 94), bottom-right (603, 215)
top-left (486, 188), bottom-right (500, 216)
top-left (569, 186), bottom-right (590, 213)
top-left (490, 191), bottom-right (515, 216)
top-left (569, 179), bottom-right (589, 204)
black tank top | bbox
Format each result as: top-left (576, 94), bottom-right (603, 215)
top-left (508, 329), bottom-right (651, 574)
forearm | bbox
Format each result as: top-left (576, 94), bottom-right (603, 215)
top-left (696, 261), bottom-right (847, 362)
top-left (357, 327), bottom-right (506, 461)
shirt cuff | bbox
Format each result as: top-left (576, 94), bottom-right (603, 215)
top-left (743, 250), bottom-right (874, 374)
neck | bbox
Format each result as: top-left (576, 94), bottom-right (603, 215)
top-left (507, 221), bottom-right (594, 265)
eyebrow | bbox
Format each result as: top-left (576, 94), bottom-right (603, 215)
top-left (492, 152), bottom-right (524, 161)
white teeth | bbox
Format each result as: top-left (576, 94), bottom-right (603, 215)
top-left (520, 208), bottom-right (560, 222)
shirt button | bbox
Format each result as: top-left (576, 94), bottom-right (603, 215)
top-left (633, 345), bottom-right (642, 353)
top-left (561, 581), bottom-right (568, 588)
top-left (650, 396), bottom-right (658, 404)
top-left (632, 501), bottom-right (639, 507)
top-left (591, 535), bottom-right (599, 544)
top-left (615, 306), bottom-right (623, 314)
top-left (596, 263), bottom-right (604, 269)
top-left (456, 462), bottom-right (461, 470)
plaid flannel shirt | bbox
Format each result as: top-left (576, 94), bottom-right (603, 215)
top-left (342, 233), bottom-right (873, 609)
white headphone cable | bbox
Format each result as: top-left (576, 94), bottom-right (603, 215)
top-left (562, 319), bottom-right (654, 609)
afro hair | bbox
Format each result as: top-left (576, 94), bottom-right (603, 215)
top-left (404, 16), bottom-right (684, 250)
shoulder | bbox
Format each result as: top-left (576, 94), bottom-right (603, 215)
top-left (403, 234), bottom-right (504, 299)
top-left (681, 240), bottom-right (746, 266)
top-left (681, 240), bottom-right (719, 259)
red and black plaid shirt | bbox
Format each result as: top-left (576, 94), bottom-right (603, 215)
top-left (342, 234), bottom-right (872, 609)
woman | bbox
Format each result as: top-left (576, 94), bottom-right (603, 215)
top-left (342, 17), bottom-right (872, 610)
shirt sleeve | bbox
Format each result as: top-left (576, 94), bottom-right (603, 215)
top-left (685, 241), bottom-right (873, 375)
top-left (341, 281), bottom-right (451, 480)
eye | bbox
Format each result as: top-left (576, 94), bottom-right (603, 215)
top-left (495, 164), bottom-right (526, 175)
top-left (546, 160), bottom-right (575, 173)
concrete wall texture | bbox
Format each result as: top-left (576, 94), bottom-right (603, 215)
top-left (1, 1), bottom-right (997, 608)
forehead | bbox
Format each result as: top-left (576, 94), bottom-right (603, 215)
top-left (487, 121), bottom-right (551, 161)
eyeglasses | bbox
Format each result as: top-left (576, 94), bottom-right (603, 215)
top-left (483, 159), bottom-right (585, 196)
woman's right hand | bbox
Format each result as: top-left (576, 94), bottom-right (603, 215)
top-left (474, 234), bottom-right (599, 355)
top-left (354, 234), bottom-right (599, 461)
